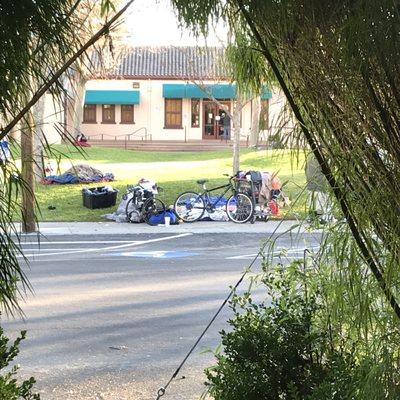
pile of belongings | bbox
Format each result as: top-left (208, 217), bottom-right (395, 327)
top-left (42, 164), bottom-right (114, 185)
top-left (103, 178), bottom-right (157, 223)
top-left (75, 133), bottom-right (91, 147)
top-left (200, 196), bottom-right (229, 221)
top-left (236, 170), bottom-right (289, 215)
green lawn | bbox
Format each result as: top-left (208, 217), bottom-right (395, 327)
top-left (33, 145), bottom-right (307, 221)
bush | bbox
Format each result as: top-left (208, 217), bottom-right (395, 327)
top-left (0, 326), bottom-right (39, 400)
top-left (204, 264), bottom-right (400, 400)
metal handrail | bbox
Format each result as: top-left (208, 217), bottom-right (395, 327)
top-left (126, 127), bottom-right (149, 141)
top-left (87, 127), bottom-right (152, 149)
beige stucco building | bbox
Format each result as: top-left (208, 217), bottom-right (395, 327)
top-left (55, 47), bottom-right (289, 146)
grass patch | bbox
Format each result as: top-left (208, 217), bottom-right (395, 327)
top-left (30, 145), bottom-right (307, 222)
top-left (44, 144), bottom-right (246, 164)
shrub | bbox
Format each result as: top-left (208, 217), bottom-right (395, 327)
top-left (0, 326), bottom-right (40, 400)
top-left (204, 264), bottom-right (400, 400)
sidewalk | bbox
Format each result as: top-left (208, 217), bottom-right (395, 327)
top-left (17, 220), bottom-right (307, 236)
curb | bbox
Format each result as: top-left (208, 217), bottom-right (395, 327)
top-left (16, 220), bottom-right (307, 236)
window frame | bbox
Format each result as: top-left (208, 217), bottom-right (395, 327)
top-left (83, 104), bottom-right (97, 123)
top-left (164, 98), bottom-right (183, 129)
top-left (120, 104), bottom-right (135, 124)
top-left (101, 104), bottom-right (116, 124)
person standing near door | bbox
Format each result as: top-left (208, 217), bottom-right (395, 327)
top-left (221, 112), bottom-right (231, 139)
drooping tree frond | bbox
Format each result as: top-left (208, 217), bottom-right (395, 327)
top-left (171, 0), bottom-right (400, 396)
top-left (0, 0), bottom-right (134, 312)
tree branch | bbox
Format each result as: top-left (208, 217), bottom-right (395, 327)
top-left (0, 0), bottom-right (136, 140)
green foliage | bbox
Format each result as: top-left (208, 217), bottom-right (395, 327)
top-left (171, 0), bottom-right (400, 280)
top-left (0, 0), bottom-right (83, 125)
top-left (0, 0), bottom-right (106, 311)
top-left (100, 0), bottom-right (116, 17)
top-left (206, 266), bottom-right (325, 399)
top-left (205, 261), bottom-right (400, 400)
top-left (225, 29), bottom-right (271, 97)
top-left (0, 161), bottom-right (30, 314)
top-left (170, 0), bottom-right (223, 37)
top-left (232, 0), bottom-right (400, 317)
top-left (168, 1), bottom-right (400, 396)
top-left (0, 326), bottom-right (39, 399)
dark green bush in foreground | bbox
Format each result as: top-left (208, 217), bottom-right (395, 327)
top-left (0, 327), bottom-right (39, 400)
top-left (205, 264), bottom-right (400, 400)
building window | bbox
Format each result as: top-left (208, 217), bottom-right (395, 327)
top-left (102, 104), bottom-right (115, 124)
top-left (260, 99), bottom-right (269, 130)
top-left (83, 104), bottom-right (96, 123)
top-left (191, 99), bottom-right (200, 128)
top-left (164, 99), bottom-right (182, 129)
top-left (121, 104), bottom-right (134, 124)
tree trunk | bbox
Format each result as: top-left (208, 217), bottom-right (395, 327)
top-left (33, 95), bottom-right (45, 182)
top-left (21, 112), bottom-right (36, 233)
top-left (232, 99), bottom-right (243, 175)
top-left (250, 97), bottom-right (261, 147)
top-left (71, 74), bottom-right (87, 138)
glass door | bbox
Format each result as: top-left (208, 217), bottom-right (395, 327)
top-left (203, 100), bottom-right (231, 140)
top-left (203, 101), bottom-right (216, 139)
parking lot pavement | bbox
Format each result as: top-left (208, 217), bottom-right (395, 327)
top-left (5, 231), bottom-right (321, 400)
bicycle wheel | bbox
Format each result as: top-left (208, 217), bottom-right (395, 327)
top-left (174, 191), bottom-right (205, 222)
top-left (226, 193), bottom-right (254, 223)
top-left (143, 197), bottom-right (166, 225)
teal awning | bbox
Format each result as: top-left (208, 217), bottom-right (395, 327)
top-left (84, 90), bottom-right (140, 104)
top-left (162, 84), bottom-right (272, 100)
top-left (163, 84), bottom-right (236, 99)
top-left (162, 84), bottom-right (186, 98)
top-left (185, 84), bottom-right (236, 99)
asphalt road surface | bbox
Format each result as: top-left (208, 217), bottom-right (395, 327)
top-left (3, 231), bottom-right (321, 400)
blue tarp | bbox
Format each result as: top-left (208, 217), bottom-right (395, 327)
top-left (43, 173), bottom-right (114, 185)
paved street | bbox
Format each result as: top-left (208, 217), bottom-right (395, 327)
top-left (4, 227), bottom-right (321, 400)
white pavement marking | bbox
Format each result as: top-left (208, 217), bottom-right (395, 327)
top-left (225, 246), bottom-right (320, 260)
top-left (226, 253), bottom-right (259, 260)
top-left (19, 233), bottom-right (192, 258)
top-left (20, 248), bottom-right (102, 252)
top-left (21, 240), bottom-right (142, 245)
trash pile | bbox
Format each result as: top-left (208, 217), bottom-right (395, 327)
top-left (42, 164), bottom-right (114, 185)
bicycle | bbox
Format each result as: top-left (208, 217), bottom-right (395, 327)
top-left (124, 180), bottom-right (166, 225)
top-left (174, 175), bottom-right (254, 223)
